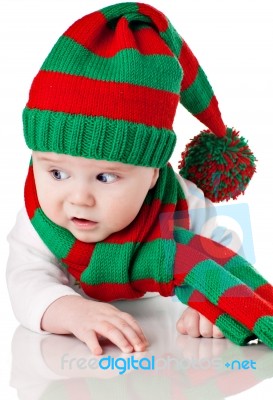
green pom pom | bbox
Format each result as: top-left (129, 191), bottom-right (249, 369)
top-left (178, 128), bottom-right (256, 202)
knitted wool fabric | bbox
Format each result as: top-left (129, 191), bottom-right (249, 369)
top-left (22, 2), bottom-right (265, 348)
top-left (25, 163), bottom-right (273, 349)
top-left (25, 162), bottom-right (190, 300)
top-left (22, 2), bottom-right (255, 201)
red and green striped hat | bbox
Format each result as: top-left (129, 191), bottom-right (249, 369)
top-left (23, 2), bottom-right (256, 201)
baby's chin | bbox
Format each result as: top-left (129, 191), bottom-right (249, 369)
top-left (68, 227), bottom-right (112, 243)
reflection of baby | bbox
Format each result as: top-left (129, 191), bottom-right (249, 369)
top-left (9, 2), bottom-right (268, 357)
top-left (11, 320), bottom-right (272, 400)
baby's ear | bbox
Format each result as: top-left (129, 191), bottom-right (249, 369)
top-left (150, 168), bottom-right (160, 189)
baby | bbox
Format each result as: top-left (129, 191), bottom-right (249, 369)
top-left (7, 2), bottom-right (261, 355)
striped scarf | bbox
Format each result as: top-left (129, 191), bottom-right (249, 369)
top-left (25, 162), bottom-right (273, 349)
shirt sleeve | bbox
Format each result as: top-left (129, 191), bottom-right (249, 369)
top-left (6, 208), bottom-right (82, 334)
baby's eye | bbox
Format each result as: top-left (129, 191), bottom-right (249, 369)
top-left (96, 173), bottom-right (118, 184)
top-left (50, 170), bottom-right (70, 180)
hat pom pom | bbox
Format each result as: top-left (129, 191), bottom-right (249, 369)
top-left (178, 127), bottom-right (257, 202)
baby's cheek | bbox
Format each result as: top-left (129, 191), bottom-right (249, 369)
top-left (110, 204), bottom-right (140, 231)
top-left (41, 201), bottom-right (65, 226)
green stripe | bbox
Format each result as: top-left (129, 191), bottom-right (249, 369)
top-left (101, 2), bottom-right (139, 20)
top-left (215, 313), bottom-right (255, 345)
top-left (185, 259), bottom-right (242, 304)
top-left (41, 36), bottom-right (181, 93)
top-left (181, 66), bottom-right (214, 114)
top-left (144, 165), bottom-right (185, 205)
top-left (174, 284), bottom-right (194, 304)
top-left (174, 227), bottom-right (194, 245)
top-left (81, 239), bottom-right (175, 285)
top-left (32, 208), bottom-right (74, 259)
top-left (224, 256), bottom-right (267, 291)
top-left (254, 316), bottom-right (273, 349)
top-left (175, 283), bottom-right (256, 345)
top-left (123, 14), bottom-right (151, 26)
top-left (23, 108), bottom-right (175, 168)
top-left (160, 21), bottom-right (182, 58)
top-left (81, 242), bottom-right (134, 285)
top-left (124, 18), bottom-right (153, 31)
top-left (132, 239), bottom-right (176, 282)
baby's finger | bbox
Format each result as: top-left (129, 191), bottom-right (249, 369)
top-left (199, 313), bottom-right (213, 337)
top-left (108, 316), bottom-right (147, 352)
top-left (93, 321), bottom-right (135, 353)
top-left (176, 317), bottom-right (188, 335)
top-left (80, 330), bottom-right (104, 355)
top-left (119, 312), bottom-right (149, 345)
top-left (212, 324), bottom-right (225, 339)
top-left (182, 308), bottom-right (201, 337)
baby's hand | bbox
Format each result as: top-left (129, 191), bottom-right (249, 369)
top-left (41, 296), bottom-right (149, 355)
top-left (176, 307), bottom-right (224, 339)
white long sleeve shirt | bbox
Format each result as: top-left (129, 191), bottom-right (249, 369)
top-left (6, 175), bottom-right (238, 334)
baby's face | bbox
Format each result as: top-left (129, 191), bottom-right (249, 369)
top-left (32, 152), bottom-right (159, 243)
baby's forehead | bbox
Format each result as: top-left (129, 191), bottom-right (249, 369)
top-left (32, 151), bottom-right (135, 171)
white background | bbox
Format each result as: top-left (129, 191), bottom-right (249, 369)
top-left (1, 0), bottom-right (273, 399)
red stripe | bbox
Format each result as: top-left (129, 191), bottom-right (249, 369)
top-left (105, 201), bottom-right (176, 244)
top-left (188, 290), bottom-right (222, 323)
top-left (255, 283), bottom-right (273, 304)
top-left (24, 166), bottom-right (40, 219)
top-left (80, 279), bottom-right (173, 301)
top-left (134, 27), bottom-right (173, 55)
top-left (174, 199), bottom-right (190, 230)
top-left (27, 71), bottom-right (178, 129)
top-left (133, 278), bottom-right (174, 297)
top-left (63, 240), bottom-right (95, 281)
top-left (179, 41), bottom-right (199, 91)
top-left (189, 235), bottom-right (235, 265)
top-left (174, 243), bottom-right (208, 285)
top-left (64, 11), bottom-right (108, 51)
top-left (218, 285), bottom-right (273, 329)
top-left (64, 10), bottom-right (171, 56)
top-left (195, 96), bottom-right (226, 137)
top-left (137, 3), bottom-right (169, 32)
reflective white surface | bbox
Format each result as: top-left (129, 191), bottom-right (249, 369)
top-left (4, 296), bottom-right (273, 400)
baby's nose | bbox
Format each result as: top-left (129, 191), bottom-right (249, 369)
top-left (70, 183), bottom-right (95, 207)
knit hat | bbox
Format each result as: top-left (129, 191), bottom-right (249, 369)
top-left (23, 2), bottom-right (256, 202)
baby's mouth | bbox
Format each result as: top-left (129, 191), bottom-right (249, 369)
top-left (71, 217), bottom-right (98, 229)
